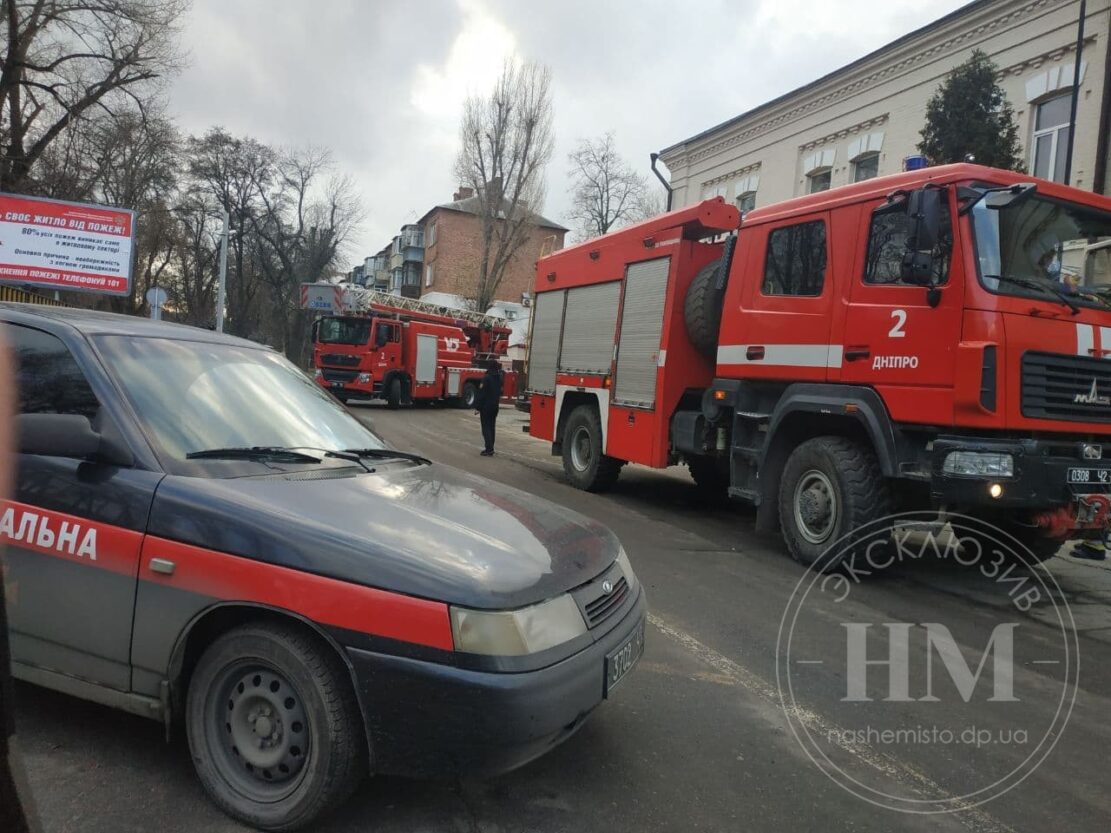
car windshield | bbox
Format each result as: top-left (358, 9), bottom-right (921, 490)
top-left (317, 317), bottom-right (371, 345)
top-left (971, 195), bottom-right (1111, 307)
top-left (94, 335), bottom-right (385, 467)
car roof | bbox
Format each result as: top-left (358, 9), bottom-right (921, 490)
top-left (0, 302), bottom-right (263, 348)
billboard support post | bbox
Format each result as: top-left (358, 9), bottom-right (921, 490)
top-left (217, 208), bottom-right (229, 333)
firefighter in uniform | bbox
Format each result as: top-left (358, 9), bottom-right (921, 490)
top-left (475, 361), bottom-right (503, 456)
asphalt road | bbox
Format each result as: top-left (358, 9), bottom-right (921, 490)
top-left (14, 402), bottom-right (1111, 832)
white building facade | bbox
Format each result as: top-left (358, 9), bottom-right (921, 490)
top-left (659, 0), bottom-right (1111, 210)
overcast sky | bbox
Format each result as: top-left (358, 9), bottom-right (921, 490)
top-left (168, 0), bottom-right (969, 266)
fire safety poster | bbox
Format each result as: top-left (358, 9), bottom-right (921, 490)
top-left (0, 193), bottom-right (135, 296)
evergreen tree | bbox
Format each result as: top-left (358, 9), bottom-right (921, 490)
top-left (918, 50), bottom-right (1024, 170)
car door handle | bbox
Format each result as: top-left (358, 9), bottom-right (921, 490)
top-left (149, 558), bottom-right (175, 576)
top-left (746, 346), bottom-right (765, 361)
top-left (845, 347), bottom-right (871, 362)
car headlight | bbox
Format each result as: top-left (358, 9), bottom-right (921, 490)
top-left (356, 372), bottom-right (371, 383)
top-left (943, 451), bottom-right (1014, 478)
top-left (450, 594), bottom-right (586, 656)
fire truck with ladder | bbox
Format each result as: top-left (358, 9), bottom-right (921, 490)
top-left (527, 163), bottom-right (1111, 566)
top-left (310, 286), bottom-right (517, 408)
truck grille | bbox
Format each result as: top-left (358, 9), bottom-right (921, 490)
top-left (321, 353), bottom-right (360, 367)
top-left (321, 368), bottom-right (358, 383)
top-left (1022, 352), bottom-right (1111, 423)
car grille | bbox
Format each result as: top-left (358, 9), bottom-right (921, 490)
top-left (321, 353), bottom-right (361, 367)
top-left (321, 368), bottom-right (358, 383)
top-left (1022, 352), bottom-right (1111, 424)
top-left (582, 575), bottom-right (629, 629)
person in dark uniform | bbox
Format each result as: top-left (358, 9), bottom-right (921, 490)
top-left (475, 361), bottom-right (503, 456)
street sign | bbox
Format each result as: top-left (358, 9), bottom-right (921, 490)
top-left (0, 192), bottom-right (135, 296)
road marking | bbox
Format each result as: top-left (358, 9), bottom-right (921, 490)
top-left (647, 613), bottom-right (1015, 833)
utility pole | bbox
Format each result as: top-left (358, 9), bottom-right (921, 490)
top-left (1064, 0), bottom-right (1087, 185)
top-left (217, 208), bottom-right (229, 333)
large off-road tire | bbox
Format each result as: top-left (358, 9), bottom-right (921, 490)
top-left (461, 382), bottom-right (479, 410)
top-left (385, 377), bottom-right (402, 410)
top-left (562, 404), bottom-right (622, 492)
top-left (684, 258), bottom-right (724, 359)
top-left (185, 623), bottom-right (365, 832)
top-left (688, 456), bottom-right (730, 498)
top-left (779, 436), bottom-right (892, 568)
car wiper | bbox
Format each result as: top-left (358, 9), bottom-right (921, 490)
top-left (339, 447), bottom-right (431, 465)
top-left (983, 274), bottom-right (1080, 315)
top-left (185, 446), bottom-right (323, 462)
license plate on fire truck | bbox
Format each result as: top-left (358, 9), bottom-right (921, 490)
top-left (1069, 467), bottom-right (1111, 485)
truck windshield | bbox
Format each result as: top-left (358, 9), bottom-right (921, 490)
top-left (94, 336), bottom-right (385, 468)
top-left (971, 195), bottom-right (1111, 309)
top-left (317, 316), bottom-right (372, 345)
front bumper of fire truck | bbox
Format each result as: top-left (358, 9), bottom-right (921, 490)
top-left (930, 435), bottom-right (1111, 534)
top-left (313, 368), bottom-right (380, 396)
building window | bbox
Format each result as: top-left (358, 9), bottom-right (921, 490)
top-left (807, 169), bottom-right (832, 194)
top-left (427, 222), bottom-right (437, 247)
top-left (425, 263), bottom-right (434, 287)
top-left (852, 153), bottom-right (880, 182)
top-left (1031, 92), bottom-right (1073, 182)
top-left (864, 200), bottom-right (953, 285)
top-left (762, 220), bottom-right (827, 296)
top-left (736, 191), bottom-right (756, 213)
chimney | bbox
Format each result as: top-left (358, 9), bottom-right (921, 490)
top-left (453, 186), bottom-right (474, 201)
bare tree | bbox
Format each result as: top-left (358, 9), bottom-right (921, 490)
top-left (566, 132), bottom-right (652, 240)
top-left (0, 0), bottom-right (188, 193)
top-left (454, 59), bottom-right (553, 311)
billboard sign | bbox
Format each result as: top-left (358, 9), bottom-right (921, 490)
top-left (300, 282), bottom-right (345, 312)
top-left (0, 193), bottom-right (135, 296)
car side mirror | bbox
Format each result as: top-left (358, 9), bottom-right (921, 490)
top-left (17, 414), bottom-right (133, 467)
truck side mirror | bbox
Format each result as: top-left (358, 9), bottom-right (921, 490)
top-left (900, 187), bottom-right (941, 286)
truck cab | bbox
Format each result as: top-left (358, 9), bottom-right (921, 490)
top-left (313, 314), bottom-right (402, 402)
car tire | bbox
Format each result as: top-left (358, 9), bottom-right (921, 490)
top-left (779, 436), bottom-right (892, 569)
top-left (185, 623), bottom-right (365, 832)
top-left (561, 404), bottom-right (622, 492)
top-left (462, 383), bottom-right (479, 410)
top-left (386, 377), bottom-right (402, 410)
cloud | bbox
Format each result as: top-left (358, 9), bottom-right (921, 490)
top-left (168, 0), bottom-right (968, 265)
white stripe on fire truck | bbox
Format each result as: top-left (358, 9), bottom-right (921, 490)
top-left (1102, 327), bottom-right (1111, 358)
top-left (1076, 323), bottom-right (1095, 357)
top-left (716, 344), bottom-right (844, 369)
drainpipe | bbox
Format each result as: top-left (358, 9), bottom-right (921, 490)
top-left (1093, 1), bottom-right (1111, 193)
top-left (650, 153), bottom-right (674, 212)
top-left (1063, 0), bottom-right (1087, 186)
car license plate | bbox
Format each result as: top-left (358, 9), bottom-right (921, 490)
top-left (1068, 467), bottom-right (1111, 485)
top-left (604, 621), bottom-right (644, 697)
top-left (331, 381), bottom-right (344, 389)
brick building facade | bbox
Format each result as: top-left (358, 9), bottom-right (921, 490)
top-left (418, 188), bottom-right (567, 306)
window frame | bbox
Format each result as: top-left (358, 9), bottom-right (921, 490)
top-left (425, 262), bottom-right (434, 287)
top-left (852, 153), bottom-right (880, 183)
top-left (736, 191), bottom-right (756, 213)
top-left (760, 219), bottom-right (829, 298)
top-left (807, 169), bottom-right (832, 194)
top-left (1030, 91), bottom-right (1073, 183)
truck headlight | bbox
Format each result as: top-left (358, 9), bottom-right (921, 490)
top-left (356, 372), bottom-right (371, 383)
top-left (943, 451), bottom-right (1014, 478)
top-left (313, 369), bottom-right (322, 380)
top-left (450, 594), bottom-right (587, 656)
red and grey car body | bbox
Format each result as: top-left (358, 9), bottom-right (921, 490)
top-left (1, 304), bottom-right (645, 778)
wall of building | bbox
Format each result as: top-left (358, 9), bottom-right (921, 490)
top-left (421, 209), bottom-right (565, 304)
top-left (660, 0), bottom-right (1110, 211)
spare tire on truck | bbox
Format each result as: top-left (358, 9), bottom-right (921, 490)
top-left (684, 258), bottom-right (724, 359)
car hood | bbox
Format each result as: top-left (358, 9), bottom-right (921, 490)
top-left (148, 462), bottom-right (619, 609)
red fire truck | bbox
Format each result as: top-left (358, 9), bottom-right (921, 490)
top-left (527, 163), bottom-right (1111, 565)
top-left (311, 288), bottom-right (517, 408)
